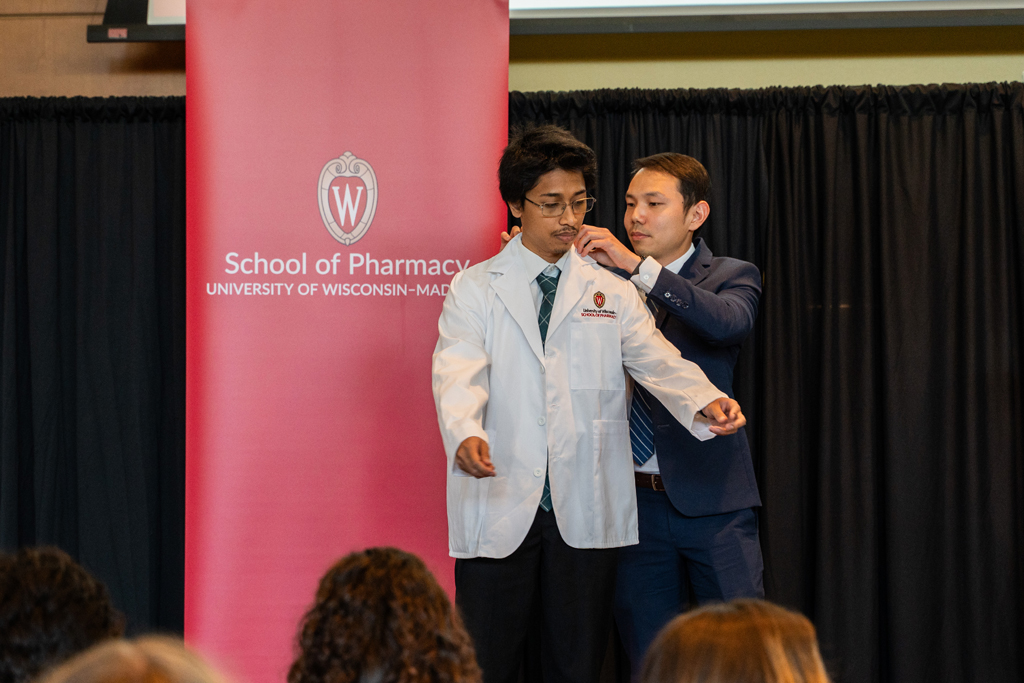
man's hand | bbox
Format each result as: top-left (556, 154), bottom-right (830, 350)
top-left (456, 436), bottom-right (496, 478)
top-left (701, 397), bottom-right (746, 436)
top-left (574, 225), bottom-right (642, 272)
top-left (499, 225), bottom-right (521, 251)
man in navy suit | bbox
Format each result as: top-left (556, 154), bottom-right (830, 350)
top-left (574, 153), bottom-right (764, 675)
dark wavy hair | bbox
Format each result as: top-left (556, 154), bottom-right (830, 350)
top-left (0, 547), bottom-right (125, 683)
top-left (288, 547), bottom-right (481, 683)
top-left (498, 125), bottom-right (597, 207)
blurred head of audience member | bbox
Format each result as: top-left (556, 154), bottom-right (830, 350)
top-left (34, 637), bottom-right (227, 683)
top-left (640, 599), bottom-right (830, 683)
top-left (0, 547), bottom-right (125, 683)
top-left (288, 547), bottom-right (480, 683)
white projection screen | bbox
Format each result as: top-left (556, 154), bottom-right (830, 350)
top-left (509, 0), bottom-right (1024, 32)
top-left (148, 0), bottom-right (185, 25)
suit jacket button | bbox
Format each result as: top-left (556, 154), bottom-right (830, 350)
top-left (682, 302), bottom-right (689, 309)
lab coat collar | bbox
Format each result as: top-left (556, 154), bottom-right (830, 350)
top-left (488, 235), bottom-right (600, 363)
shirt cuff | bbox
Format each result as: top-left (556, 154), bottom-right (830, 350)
top-left (689, 411), bottom-right (716, 442)
top-left (630, 256), bottom-right (662, 294)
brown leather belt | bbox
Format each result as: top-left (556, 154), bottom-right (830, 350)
top-left (634, 472), bottom-right (666, 492)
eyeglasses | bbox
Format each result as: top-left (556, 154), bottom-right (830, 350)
top-left (523, 196), bottom-right (596, 218)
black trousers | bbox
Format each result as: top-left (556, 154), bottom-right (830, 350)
top-left (455, 508), bottom-right (618, 683)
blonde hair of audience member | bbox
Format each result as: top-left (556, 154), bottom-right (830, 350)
top-left (34, 637), bottom-right (228, 683)
top-left (288, 547), bottom-right (481, 683)
top-left (640, 599), bottom-right (830, 683)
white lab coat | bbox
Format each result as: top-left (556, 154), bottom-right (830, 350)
top-left (432, 236), bottom-right (725, 559)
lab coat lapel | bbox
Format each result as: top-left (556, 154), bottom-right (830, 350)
top-left (546, 249), bottom-right (594, 340)
top-left (488, 238), bottom-right (545, 363)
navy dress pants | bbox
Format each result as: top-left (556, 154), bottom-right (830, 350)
top-left (613, 487), bottom-right (764, 675)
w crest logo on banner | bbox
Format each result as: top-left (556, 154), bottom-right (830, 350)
top-left (318, 151), bottom-right (378, 245)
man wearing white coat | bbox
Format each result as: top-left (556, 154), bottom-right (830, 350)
top-left (432, 126), bottom-right (746, 683)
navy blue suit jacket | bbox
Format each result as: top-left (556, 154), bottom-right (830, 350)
top-left (632, 238), bottom-right (762, 517)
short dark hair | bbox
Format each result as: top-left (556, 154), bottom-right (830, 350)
top-left (288, 547), bottom-right (481, 683)
top-left (498, 125), bottom-right (597, 206)
top-left (632, 153), bottom-right (711, 211)
top-left (0, 547), bottom-right (125, 683)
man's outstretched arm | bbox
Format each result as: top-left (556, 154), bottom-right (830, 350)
top-left (618, 283), bottom-right (745, 440)
top-left (432, 273), bottom-right (495, 478)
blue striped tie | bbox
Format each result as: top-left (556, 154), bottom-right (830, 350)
top-left (630, 295), bottom-right (659, 466)
top-left (630, 385), bottom-right (656, 466)
top-left (536, 268), bottom-right (559, 512)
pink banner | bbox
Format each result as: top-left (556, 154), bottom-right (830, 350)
top-left (185, 3), bottom-right (509, 682)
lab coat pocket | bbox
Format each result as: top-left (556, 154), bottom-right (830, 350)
top-left (570, 322), bottom-right (626, 391)
top-left (592, 420), bottom-right (630, 462)
top-left (591, 419), bottom-right (631, 511)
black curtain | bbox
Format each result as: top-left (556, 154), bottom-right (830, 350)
top-left (511, 84), bottom-right (1024, 683)
top-left (0, 97), bottom-right (186, 635)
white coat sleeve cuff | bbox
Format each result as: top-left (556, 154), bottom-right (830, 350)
top-left (630, 256), bottom-right (662, 294)
top-left (689, 411), bottom-right (716, 442)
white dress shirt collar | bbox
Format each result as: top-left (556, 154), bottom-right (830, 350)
top-left (664, 242), bottom-right (697, 275)
top-left (519, 241), bottom-right (571, 281)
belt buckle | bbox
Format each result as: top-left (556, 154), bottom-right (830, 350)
top-left (636, 472), bottom-right (664, 491)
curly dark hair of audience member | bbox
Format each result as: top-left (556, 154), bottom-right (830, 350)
top-left (0, 546), bottom-right (125, 683)
top-left (640, 599), bottom-right (831, 683)
top-left (34, 636), bottom-right (228, 683)
top-left (288, 547), bottom-right (481, 683)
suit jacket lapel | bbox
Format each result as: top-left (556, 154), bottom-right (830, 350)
top-left (489, 238), bottom-right (545, 363)
top-left (682, 237), bottom-right (714, 287)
